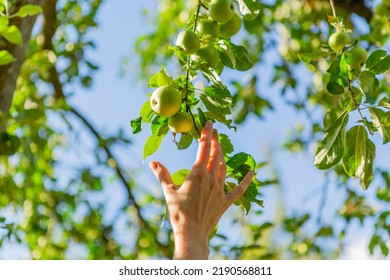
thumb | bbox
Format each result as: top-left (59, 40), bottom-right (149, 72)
top-left (149, 161), bottom-right (175, 191)
top-left (226, 170), bottom-right (254, 206)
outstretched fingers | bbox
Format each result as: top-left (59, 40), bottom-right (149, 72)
top-left (207, 129), bottom-right (221, 176)
top-left (218, 155), bottom-right (227, 186)
top-left (226, 170), bottom-right (254, 206)
top-left (149, 161), bottom-right (175, 193)
top-left (193, 120), bottom-right (213, 169)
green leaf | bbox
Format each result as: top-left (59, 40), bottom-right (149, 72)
top-left (148, 67), bottom-right (173, 88)
top-left (130, 117), bottom-right (142, 134)
top-left (378, 97), bottom-right (390, 109)
top-left (16, 4), bottom-right (43, 18)
top-left (225, 182), bottom-right (251, 214)
top-left (363, 78), bottom-right (380, 104)
top-left (314, 110), bottom-right (348, 169)
top-left (200, 93), bottom-right (234, 129)
top-left (359, 71), bottom-right (375, 94)
top-left (176, 133), bottom-right (193, 150)
top-left (0, 15), bottom-right (9, 31)
top-left (172, 169), bottom-right (190, 185)
top-left (379, 237), bottom-right (389, 256)
top-left (327, 56), bottom-right (341, 76)
top-left (0, 25), bottom-right (22, 46)
top-left (342, 126), bottom-right (367, 176)
top-left (140, 100), bottom-right (154, 123)
top-left (226, 152), bottom-right (256, 170)
top-left (366, 49), bottom-right (387, 70)
top-left (200, 67), bottom-right (224, 88)
top-left (326, 81), bottom-right (345, 95)
top-left (298, 50), bottom-right (329, 64)
top-left (0, 132), bottom-right (20, 155)
top-left (315, 226), bottom-right (333, 237)
top-left (203, 85), bottom-right (232, 108)
top-left (0, 50), bottom-right (15, 65)
top-left (342, 126), bottom-right (375, 190)
top-left (217, 42), bottom-right (254, 71)
top-left (371, 55), bottom-right (390, 74)
top-left (143, 134), bottom-right (164, 160)
top-left (218, 133), bottom-right (234, 156)
top-left (151, 116), bottom-right (168, 136)
top-left (369, 234), bottom-right (379, 255)
top-left (369, 108), bottom-right (390, 144)
top-left (237, 0), bottom-right (261, 15)
top-left (324, 108), bottom-right (348, 131)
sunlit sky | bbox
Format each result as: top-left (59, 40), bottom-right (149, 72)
top-left (1, 0), bottom-right (388, 259)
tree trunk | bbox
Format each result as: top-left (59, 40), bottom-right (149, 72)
top-left (0, 0), bottom-right (43, 131)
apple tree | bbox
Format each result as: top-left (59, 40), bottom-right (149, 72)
top-left (1, 0), bottom-right (390, 259)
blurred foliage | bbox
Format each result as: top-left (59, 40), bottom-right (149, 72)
top-left (0, 0), bottom-right (390, 260)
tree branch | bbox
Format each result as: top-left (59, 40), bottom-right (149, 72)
top-left (39, 1), bottom-right (171, 256)
top-left (0, 0), bottom-right (43, 131)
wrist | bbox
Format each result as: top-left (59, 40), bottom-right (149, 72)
top-left (173, 225), bottom-right (210, 260)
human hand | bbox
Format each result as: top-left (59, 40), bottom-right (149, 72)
top-left (149, 120), bottom-right (254, 259)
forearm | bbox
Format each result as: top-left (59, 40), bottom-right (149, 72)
top-left (173, 228), bottom-right (210, 260)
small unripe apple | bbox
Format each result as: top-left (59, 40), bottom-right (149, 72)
top-left (197, 19), bottom-right (220, 40)
top-left (346, 46), bottom-right (368, 66)
top-left (209, 0), bottom-right (235, 23)
top-left (168, 112), bottom-right (193, 133)
top-left (345, 46), bottom-right (368, 73)
top-left (150, 86), bottom-right (182, 118)
top-left (219, 12), bottom-right (242, 38)
top-left (191, 44), bottom-right (220, 68)
top-left (176, 30), bottom-right (200, 55)
top-left (328, 32), bottom-right (350, 52)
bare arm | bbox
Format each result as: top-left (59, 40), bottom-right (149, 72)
top-left (149, 120), bottom-right (254, 259)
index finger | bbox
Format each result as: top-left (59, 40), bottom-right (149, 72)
top-left (193, 120), bottom-right (213, 168)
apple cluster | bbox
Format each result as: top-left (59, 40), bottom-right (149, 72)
top-left (176, 0), bottom-right (243, 68)
top-left (149, 0), bottom-right (243, 135)
top-left (328, 31), bottom-right (368, 75)
top-left (149, 86), bottom-right (193, 133)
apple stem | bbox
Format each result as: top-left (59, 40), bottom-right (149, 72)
top-left (183, 0), bottom-right (203, 137)
top-left (347, 77), bottom-right (373, 134)
top-left (328, 0), bottom-right (337, 19)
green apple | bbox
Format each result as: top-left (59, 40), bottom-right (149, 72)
top-left (150, 86), bottom-right (182, 118)
top-left (220, 12), bottom-right (242, 38)
top-left (197, 19), bottom-right (220, 40)
top-left (345, 46), bottom-right (368, 73)
top-left (209, 0), bottom-right (235, 23)
top-left (176, 30), bottom-right (200, 55)
top-left (328, 32), bottom-right (350, 52)
top-left (168, 112), bottom-right (193, 133)
top-left (191, 44), bottom-right (220, 67)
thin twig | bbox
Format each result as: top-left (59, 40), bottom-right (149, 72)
top-left (184, 0), bottom-right (202, 136)
top-left (347, 77), bottom-right (365, 121)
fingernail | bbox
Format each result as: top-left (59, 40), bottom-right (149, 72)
top-left (149, 161), bottom-right (159, 171)
top-left (206, 120), bottom-right (212, 128)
